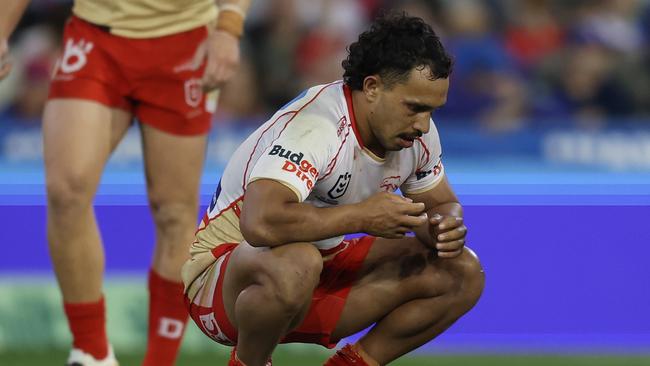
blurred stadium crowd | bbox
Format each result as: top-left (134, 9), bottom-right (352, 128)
top-left (1, 0), bottom-right (649, 133)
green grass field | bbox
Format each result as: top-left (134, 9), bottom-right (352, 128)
top-left (3, 282), bottom-right (649, 365)
top-left (2, 348), bottom-right (650, 366)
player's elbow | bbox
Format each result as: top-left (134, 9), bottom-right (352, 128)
top-left (240, 210), bottom-right (283, 247)
top-left (241, 224), bottom-right (282, 247)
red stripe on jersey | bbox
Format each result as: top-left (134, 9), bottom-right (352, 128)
top-left (232, 204), bottom-right (241, 217)
top-left (241, 111), bottom-right (295, 191)
top-left (321, 118), bottom-right (351, 180)
top-left (241, 81), bottom-right (343, 192)
top-left (415, 137), bottom-right (431, 170)
top-left (343, 84), bottom-right (364, 149)
top-left (193, 212), bottom-right (211, 236)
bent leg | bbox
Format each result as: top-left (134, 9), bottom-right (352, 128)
top-left (44, 99), bottom-right (131, 302)
top-left (331, 238), bottom-right (485, 364)
top-left (222, 242), bottom-right (323, 366)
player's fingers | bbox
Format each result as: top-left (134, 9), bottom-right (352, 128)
top-left (201, 59), bottom-right (216, 79)
top-left (202, 79), bottom-right (216, 92)
top-left (384, 231), bottom-right (406, 239)
top-left (212, 65), bottom-right (234, 86)
top-left (202, 67), bottom-right (221, 91)
top-left (402, 202), bottom-right (426, 215)
top-left (429, 213), bottom-right (443, 225)
top-left (0, 39), bottom-right (8, 57)
top-left (436, 239), bottom-right (465, 252)
top-left (203, 61), bottom-right (236, 91)
top-left (437, 216), bottom-right (463, 231)
top-left (437, 225), bottom-right (467, 242)
top-left (401, 214), bottom-right (428, 228)
top-left (192, 41), bottom-right (208, 70)
top-left (437, 248), bottom-right (463, 259)
top-left (0, 64), bottom-right (11, 81)
top-left (0, 48), bottom-right (11, 81)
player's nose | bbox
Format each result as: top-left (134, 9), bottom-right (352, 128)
top-left (413, 114), bottom-right (429, 134)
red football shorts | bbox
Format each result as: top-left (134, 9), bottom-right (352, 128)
top-left (48, 16), bottom-right (214, 135)
top-left (185, 236), bottom-right (376, 348)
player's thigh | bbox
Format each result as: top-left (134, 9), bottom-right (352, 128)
top-left (220, 241), bottom-right (323, 327)
top-left (331, 237), bottom-right (463, 340)
top-left (140, 124), bottom-right (207, 206)
top-left (43, 99), bottom-right (131, 199)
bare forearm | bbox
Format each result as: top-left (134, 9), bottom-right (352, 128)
top-left (1, 0), bottom-right (30, 39)
top-left (243, 202), bottom-right (364, 247)
top-left (430, 201), bottom-right (463, 218)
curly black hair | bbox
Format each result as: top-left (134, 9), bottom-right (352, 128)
top-left (342, 11), bottom-right (452, 90)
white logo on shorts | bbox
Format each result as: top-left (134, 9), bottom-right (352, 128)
top-left (199, 312), bottom-right (234, 345)
top-left (59, 38), bottom-right (94, 74)
top-left (157, 317), bottom-right (185, 339)
top-left (184, 78), bottom-right (203, 108)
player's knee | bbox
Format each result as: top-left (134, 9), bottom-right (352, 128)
top-left (264, 244), bottom-right (322, 313)
top-left (449, 247), bottom-right (484, 309)
top-left (148, 199), bottom-right (195, 233)
top-left (46, 173), bottom-right (95, 212)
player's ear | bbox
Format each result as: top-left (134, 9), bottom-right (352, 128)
top-left (362, 75), bottom-right (381, 103)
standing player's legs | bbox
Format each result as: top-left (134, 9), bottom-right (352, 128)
top-left (328, 238), bottom-right (485, 365)
top-left (44, 99), bottom-right (131, 359)
top-left (120, 20), bottom-right (212, 364)
top-left (140, 124), bottom-right (207, 366)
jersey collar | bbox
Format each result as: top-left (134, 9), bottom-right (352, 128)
top-left (343, 84), bottom-right (365, 150)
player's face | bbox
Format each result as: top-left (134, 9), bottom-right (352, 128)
top-left (369, 67), bottom-right (448, 152)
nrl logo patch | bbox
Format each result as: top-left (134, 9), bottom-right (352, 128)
top-left (328, 172), bottom-right (352, 199)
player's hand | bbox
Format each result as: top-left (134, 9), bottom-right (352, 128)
top-left (0, 39), bottom-right (13, 81)
top-left (193, 30), bottom-right (240, 91)
top-left (358, 192), bottom-right (428, 239)
top-left (429, 214), bottom-right (466, 258)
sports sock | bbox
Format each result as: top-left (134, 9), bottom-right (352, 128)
top-left (63, 297), bottom-right (109, 360)
top-left (142, 269), bottom-right (188, 366)
top-left (324, 343), bottom-right (378, 366)
top-left (229, 347), bottom-right (247, 366)
top-left (229, 347), bottom-right (272, 366)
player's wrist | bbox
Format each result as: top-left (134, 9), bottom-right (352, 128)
top-left (351, 202), bottom-right (371, 234)
top-left (210, 29), bottom-right (239, 43)
top-left (215, 5), bottom-right (245, 38)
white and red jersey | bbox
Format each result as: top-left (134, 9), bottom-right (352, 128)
top-left (183, 81), bottom-right (444, 293)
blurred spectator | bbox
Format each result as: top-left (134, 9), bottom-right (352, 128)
top-left (436, 0), bottom-right (528, 131)
top-left (214, 56), bottom-right (267, 126)
top-left (3, 0), bottom-right (650, 132)
top-left (384, 0), bottom-right (442, 31)
top-left (0, 25), bottom-right (59, 128)
top-left (247, 0), bottom-right (367, 110)
top-left (641, 3), bottom-right (650, 114)
top-left (246, 0), bottom-right (305, 110)
top-left (503, 0), bottom-right (565, 71)
top-left (548, 43), bottom-right (634, 126)
top-left (572, 0), bottom-right (646, 54)
top-left (531, 0), bottom-right (646, 126)
top-left (295, 29), bottom-right (346, 89)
